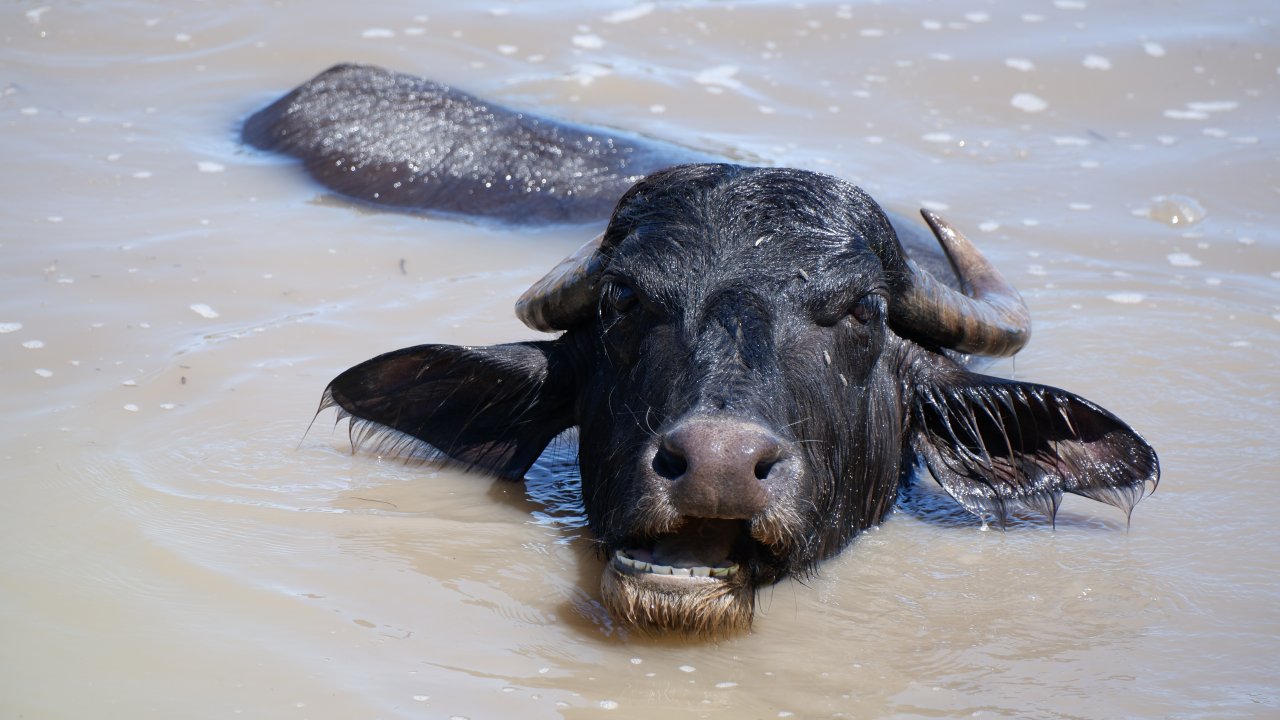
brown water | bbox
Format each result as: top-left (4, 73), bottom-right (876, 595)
top-left (3, 2), bottom-right (1277, 718)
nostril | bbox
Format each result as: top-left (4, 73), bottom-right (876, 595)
top-left (753, 457), bottom-right (776, 481)
top-left (652, 441), bottom-right (688, 481)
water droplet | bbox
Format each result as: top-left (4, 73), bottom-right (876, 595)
top-left (1146, 195), bottom-right (1206, 227)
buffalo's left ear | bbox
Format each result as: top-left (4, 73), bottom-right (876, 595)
top-left (907, 367), bottom-right (1159, 526)
top-left (319, 341), bottom-right (576, 480)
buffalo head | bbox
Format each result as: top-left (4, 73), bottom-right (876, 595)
top-left (321, 164), bottom-right (1158, 638)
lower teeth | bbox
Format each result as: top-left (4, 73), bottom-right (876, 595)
top-left (614, 551), bottom-right (737, 578)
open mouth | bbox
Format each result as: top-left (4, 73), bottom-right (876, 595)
top-left (601, 518), bottom-right (757, 637)
top-left (609, 518), bottom-right (746, 581)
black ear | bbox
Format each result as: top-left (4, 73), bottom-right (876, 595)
top-left (319, 341), bottom-right (576, 480)
top-left (908, 367), bottom-right (1159, 527)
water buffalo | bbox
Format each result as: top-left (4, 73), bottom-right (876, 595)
top-left (246, 64), bottom-right (1159, 638)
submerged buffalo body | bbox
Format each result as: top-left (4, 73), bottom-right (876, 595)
top-left (246, 65), bottom-right (1159, 637)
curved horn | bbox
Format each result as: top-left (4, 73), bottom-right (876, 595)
top-left (515, 233), bottom-right (607, 332)
top-left (889, 210), bottom-right (1030, 357)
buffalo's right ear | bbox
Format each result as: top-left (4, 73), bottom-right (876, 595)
top-left (907, 364), bottom-right (1159, 527)
top-left (319, 341), bottom-right (576, 480)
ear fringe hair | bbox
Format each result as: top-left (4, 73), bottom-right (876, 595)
top-left (913, 381), bottom-right (1159, 529)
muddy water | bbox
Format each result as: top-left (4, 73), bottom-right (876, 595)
top-left (3, 1), bottom-right (1277, 718)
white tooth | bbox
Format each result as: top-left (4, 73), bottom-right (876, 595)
top-left (654, 564), bottom-right (673, 575)
top-left (671, 567), bottom-right (692, 577)
top-left (692, 567), bottom-right (710, 577)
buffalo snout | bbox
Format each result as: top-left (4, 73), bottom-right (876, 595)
top-left (652, 417), bottom-right (794, 520)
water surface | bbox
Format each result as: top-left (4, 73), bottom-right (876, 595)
top-left (2, 2), bottom-right (1277, 718)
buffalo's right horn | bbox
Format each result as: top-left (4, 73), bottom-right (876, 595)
top-left (888, 210), bottom-right (1031, 357)
top-left (515, 233), bottom-right (606, 332)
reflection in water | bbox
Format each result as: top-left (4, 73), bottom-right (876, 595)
top-left (524, 431), bottom-right (589, 539)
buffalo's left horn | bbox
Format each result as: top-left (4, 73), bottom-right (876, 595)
top-left (889, 210), bottom-right (1031, 357)
top-left (516, 233), bottom-right (606, 332)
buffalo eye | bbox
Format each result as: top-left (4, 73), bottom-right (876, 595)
top-left (850, 294), bottom-right (884, 325)
top-left (604, 282), bottom-right (638, 315)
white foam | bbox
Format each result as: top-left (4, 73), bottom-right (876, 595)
top-left (1011, 93), bottom-right (1048, 113)
top-left (695, 65), bottom-right (743, 90)
top-left (1167, 252), bottom-right (1201, 267)
top-left (189, 303), bottom-right (220, 319)
top-left (922, 132), bottom-right (954, 143)
top-left (1107, 292), bottom-right (1145, 304)
top-left (196, 161), bottom-right (225, 173)
top-left (1187, 100), bottom-right (1238, 113)
top-left (1083, 54), bottom-right (1112, 70)
top-left (22, 340), bottom-right (44, 349)
top-left (1143, 41), bottom-right (1166, 57)
top-left (572, 34), bottom-right (604, 50)
top-left (361, 28), bottom-right (394, 39)
top-left (603, 4), bottom-right (654, 23)
top-left (1005, 58), bottom-right (1035, 72)
top-left (0, 322), bottom-right (21, 334)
